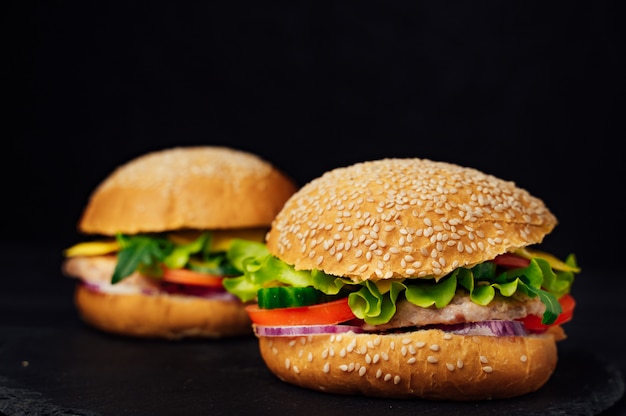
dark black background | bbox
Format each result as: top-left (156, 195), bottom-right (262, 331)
top-left (5, 1), bottom-right (624, 269)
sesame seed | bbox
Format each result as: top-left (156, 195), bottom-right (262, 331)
top-left (430, 344), bottom-right (440, 352)
top-left (480, 355), bottom-right (489, 364)
top-left (520, 355), bottom-right (528, 363)
top-left (347, 339), bottom-right (356, 352)
top-left (446, 363), bottom-right (455, 371)
top-left (482, 366), bottom-right (493, 373)
top-left (384, 373), bottom-right (392, 382)
top-left (394, 376), bottom-right (402, 385)
top-left (407, 357), bottom-right (416, 364)
top-left (415, 341), bottom-right (425, 348)
top-left (427, 356), bottom-right (438, 364)
top-left (323, 363), bottom-right (330, 373)
top-left (359, 366), bottom-right (367, 376)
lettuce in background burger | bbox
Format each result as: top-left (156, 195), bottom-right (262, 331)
top-left (62, 146), bottom-right (297, 339)
top-left (224, 157), bottom-right (580, 400)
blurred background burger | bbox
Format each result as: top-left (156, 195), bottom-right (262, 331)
top-left (62, 146), bottom-right (297, 339)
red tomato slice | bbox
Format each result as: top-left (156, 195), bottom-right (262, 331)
top-left (160, 266), bottom-right (224, 288)
top-left (518, 293), bottom-right (575, 332)
top-left (245, 298), bottom-right (356, 326)
top-left (492, 253), bottom-right (531, 268)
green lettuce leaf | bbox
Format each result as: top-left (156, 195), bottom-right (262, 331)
top-left (349, 281), bottom-right (404, 325)
top-left (112, 233), bottom-right (174, 283)
top-left (405, 274), bottom-right (457, 308)
top-left (111, 231), bottom-right (239, 284)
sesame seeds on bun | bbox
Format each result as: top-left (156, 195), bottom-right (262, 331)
top-left (266, 158), bottom-right (557, 282)
top-left (259, 329), bottom-right (560, 400)
top-left (79, 146), bottom-right (298, 235)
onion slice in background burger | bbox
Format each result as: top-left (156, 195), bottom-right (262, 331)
top-left (223, 158), bottom-right (581, 400)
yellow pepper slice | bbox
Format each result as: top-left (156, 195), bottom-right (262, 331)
top-left (168, 228), bottom-right (268, 252)
top-left (64, 240), bottom-right (120, 257)
top-left (515, 247), bottom-right (581, 273)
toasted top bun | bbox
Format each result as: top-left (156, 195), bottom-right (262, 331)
top-left (266, 158), bottom-right (557, 282)
top-left (78, 146), bottom-right (298, 235)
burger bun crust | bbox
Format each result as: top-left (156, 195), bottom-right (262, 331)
top-left (267, 158), bottom-right (557, 282)
top-left (75, 284), bottom-right (252, 339)
top-left (257, 329), bottom-right (559, 400)
top-left (79, 146), bottom-right (298, 235)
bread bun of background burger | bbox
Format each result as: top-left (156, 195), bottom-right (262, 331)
top-left (62, 146), bottom-right (298, 339)
top-left (223, 157), bottom-right (580, 400)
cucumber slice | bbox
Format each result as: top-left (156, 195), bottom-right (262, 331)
top-left (257, 287), bottom-right (326, 309)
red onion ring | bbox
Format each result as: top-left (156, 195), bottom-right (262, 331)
top-left (254, 324), bottom-right (365, 337)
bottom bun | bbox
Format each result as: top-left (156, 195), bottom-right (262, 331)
top-left (257, 329), bottom-right (559, 400)
top-left (75, 285), bottom-right (252, 339)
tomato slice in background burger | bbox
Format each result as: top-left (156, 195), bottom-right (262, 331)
top-left (518, 293), bottom-right (575, 332)
top-left (160, 266), bottom-right (224, 288)
top-left (245, 298), bottom-right (356, 326)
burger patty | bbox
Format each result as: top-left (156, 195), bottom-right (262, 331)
top-left (62, 255), bottom-right (160, 294)
top-left (361, 292), bottom-right (546, 331)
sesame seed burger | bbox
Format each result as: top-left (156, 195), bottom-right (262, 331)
top-left (62, 146), bottom-right (297, 339)
top-left (223, 158), bottom-right (580, 400)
